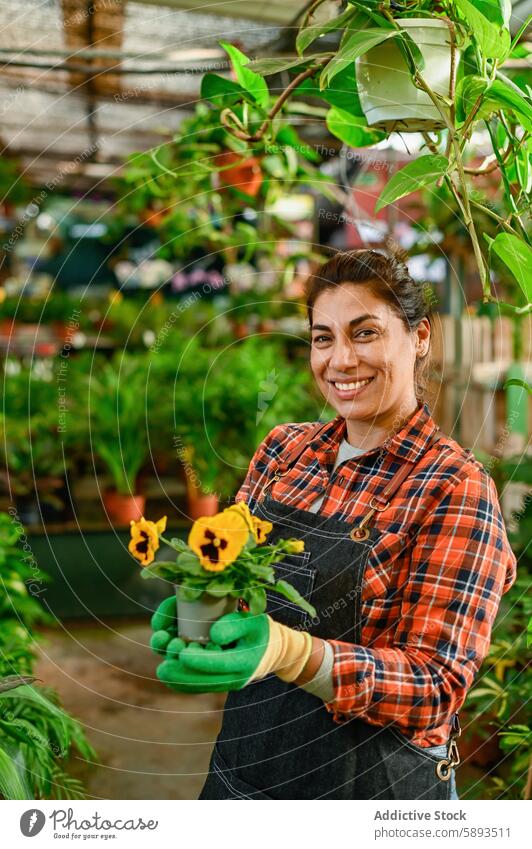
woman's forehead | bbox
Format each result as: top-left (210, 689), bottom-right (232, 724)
top-left (312, 283), bottom-right (390, 320)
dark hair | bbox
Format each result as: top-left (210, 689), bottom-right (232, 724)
top-left (305, 249), bottom-right (434, 401)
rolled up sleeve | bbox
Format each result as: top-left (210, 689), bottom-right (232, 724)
top-left (324, 470), bottom-right (518, 734)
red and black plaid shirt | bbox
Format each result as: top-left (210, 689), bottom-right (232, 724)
top-left (236, 402), bottom-right (517, 747)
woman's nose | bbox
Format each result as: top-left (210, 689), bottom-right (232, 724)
top-left (328, 338), bottom-right (359, 371)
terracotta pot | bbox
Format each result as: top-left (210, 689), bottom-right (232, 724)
top-left (0, 318), bottom-right (17, 338)
top-left (214, 152), bottom-right (263, 197)
top-left (103, 490), bottom-right (146, 525)
top-left (175, 589), bottom-right (239, 643)
top-left (231, 319), bottom-right (249, 339)
top-left (185, 477), bottom-right (219, 520)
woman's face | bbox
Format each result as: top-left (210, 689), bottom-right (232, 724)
top-left (310, 282), bottom-right (430, 429)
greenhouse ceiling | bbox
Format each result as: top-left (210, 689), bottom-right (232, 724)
top-left (0, 0), bottom-right (530, 188)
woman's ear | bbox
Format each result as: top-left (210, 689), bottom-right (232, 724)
top-left (415, 318), bottom-right (431, 357)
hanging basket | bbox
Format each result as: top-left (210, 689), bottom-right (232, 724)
top-left (356, 18), bottom-right (459, 133)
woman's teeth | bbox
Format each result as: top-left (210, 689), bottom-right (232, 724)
top-left (334, 378), bottom-right (373, 390)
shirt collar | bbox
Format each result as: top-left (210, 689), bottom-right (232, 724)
top-left (310, 402), bottom-right (439, 466)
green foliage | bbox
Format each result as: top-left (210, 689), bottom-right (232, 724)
top-left (209, 0), bottom-right (531, 309)
top-left (375, 155), bottom-right (449, 212)
top-left (463, 455), bottom-right (531, 799)
top-left (69, 351), bottom-right (152, 495)
top-left (141, 524), bottom-right (316, 618)
top-left (0, 512), bottom-right (96, 799)
top-left (169, 335), bottom-right (324, 498)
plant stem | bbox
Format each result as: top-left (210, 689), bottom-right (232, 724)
top-left (221, 57), bottom-right (331, 143)
top-left (413, 69), bottom-right (492, 299)
top-left (485, 119), bottom-right (530, 244)
top-left (468, 198), bottom-right (521, 236)
top-left (450, 135), bottom-right (492, 299)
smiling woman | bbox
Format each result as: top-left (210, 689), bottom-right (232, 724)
top-left (307, 250), bottom-right (433, 451)
top-left (152, 248), bottom-right (517, 801)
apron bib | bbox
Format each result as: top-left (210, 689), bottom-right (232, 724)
top-left (199, 423), bottom-right (459, 799)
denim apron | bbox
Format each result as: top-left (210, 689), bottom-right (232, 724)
top-left (199, 423), bottom-right (460, 800)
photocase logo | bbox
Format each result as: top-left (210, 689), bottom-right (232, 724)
top-left (20, 809), bottom-right (46, 837)
top-left (256, 369), bottom-right (279, 425)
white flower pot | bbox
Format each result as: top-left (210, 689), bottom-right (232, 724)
top-left (356, 18), bottom-right (459, 133)
top-left (175, 588), bottom-right (239, 644)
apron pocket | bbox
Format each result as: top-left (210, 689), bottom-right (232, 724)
top-left (388, 726), bottom-right (450, 765)
top-left (212, 745), bottom-right (274, 800)
top-left (265, 551), bottom-right (317, 629)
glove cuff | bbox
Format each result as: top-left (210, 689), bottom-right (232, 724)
top-left (249, 615), bottom-right (313, 684)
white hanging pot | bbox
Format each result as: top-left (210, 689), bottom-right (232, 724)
top-left (356, 18), bottom-right (459, 133)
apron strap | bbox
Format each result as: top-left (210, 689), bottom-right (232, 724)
top-left (350, 426), bottom-right (443, 540)
top-left (276, 420), bottom-right (333, 473)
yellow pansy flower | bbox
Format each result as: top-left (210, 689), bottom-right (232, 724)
top-left (129, 516), bottom-right (167, 566)
top-left (225, 501), bottom-right (272, 544)
top-left (251, 515), bottom-right (273, 544)
top-left (189, 511), bottom-right (249, 572)
top-left (285, 539), bottom-right (305, 554)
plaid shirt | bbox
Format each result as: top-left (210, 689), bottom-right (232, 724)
top-left (236, 402), bottom-right (517, 748)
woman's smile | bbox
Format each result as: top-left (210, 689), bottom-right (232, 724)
top-left (329, 376), bottom-right (375, 400)
top-left (309, 281), bottom-right (430, 446)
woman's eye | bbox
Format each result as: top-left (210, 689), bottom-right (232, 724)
top-left (355, 329), bottom-right (376, 339)
top-left (312, 335), bottom-right (330, 344)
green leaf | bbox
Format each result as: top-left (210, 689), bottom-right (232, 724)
top-left (220, 42), bottom-right (270, 109)
top-left (242, 586), bottom-right (266, 615)
top-left (176, 584), bottom-right (205, 602)
top-left (246, 56), bottom-right (320, 76)
top-left (326, 106), bottom-right (385, 147)
top-left (455, 74), bottom-right (490, 124)
top-left (396, 29), bottom-right (425, 75)
top-left (320, 28), bottom-right (399, 88)
top-left (484, 79), bottom-right (532, 133)
top-left (375, 155), bottom-right (448, 212)
top-left (0, 744), bottom-right (33, 799)
top-left (200, 73), bottom-right (246, 107)
top-left (245, 561), bottom-right (275, 582)
top-left (515, 146), bottom-right (532, 194)
top-left (473, 0), bottom-right (511, 27)
top-left (169, 537), bottom-right (189, 552)
top-left (273, 579), bottom-right (317, 617)
top-left (503, 378), bottom-right (532, 394)
top-left (527, 615), bottom-right (532, 648)
top-left (296, 6), bottom-right (357, 56)
top-left (487, 233), bottom-right (532, 301)
top-left (455, 0), bottom-right (511, 60)
top-left (317, 64), bottom-right (364, 115)
top-left (205, 576), bottom-right (236, 597)
top-left (139, 561), bottom-right (178, 581)
top-left (176, 551), bottom-right (205, 576)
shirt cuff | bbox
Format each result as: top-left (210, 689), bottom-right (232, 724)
top-left (323, 641), bottom-right (375, 723)
top-left (299, 639), bottom-right (335, 702)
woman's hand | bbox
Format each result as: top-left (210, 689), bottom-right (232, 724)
top-left (149, 596), bottom-right (314, 693)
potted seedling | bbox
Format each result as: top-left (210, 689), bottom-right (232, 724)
top-left (71, 352), bottom-right (151, 525)
top-left (129, 501), bottom-right (316, 643)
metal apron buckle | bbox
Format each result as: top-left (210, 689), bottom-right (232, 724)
top-left (435, 714), bottom-right (462, 781)
top-left (350, 496), bottom-right (390, 541)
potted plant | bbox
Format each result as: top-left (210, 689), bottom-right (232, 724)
top-left (0, 511), bottom-right (96, 799)
top-left (205, 4), bottom-right (530, 387)
top-left (129, 501), bottom-right (316, 643)
top-left (70, 352), bottom-right (152, 525)
top-left (355, 16), bottom-right (459, 132)
top-left (170, 335), bottom-right (326, 516)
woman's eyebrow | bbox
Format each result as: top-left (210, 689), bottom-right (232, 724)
top-left (312, 313), bottom-right (380, 332)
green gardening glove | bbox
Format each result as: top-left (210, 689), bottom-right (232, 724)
top-left (149, 595), bottom-right (270, 693)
